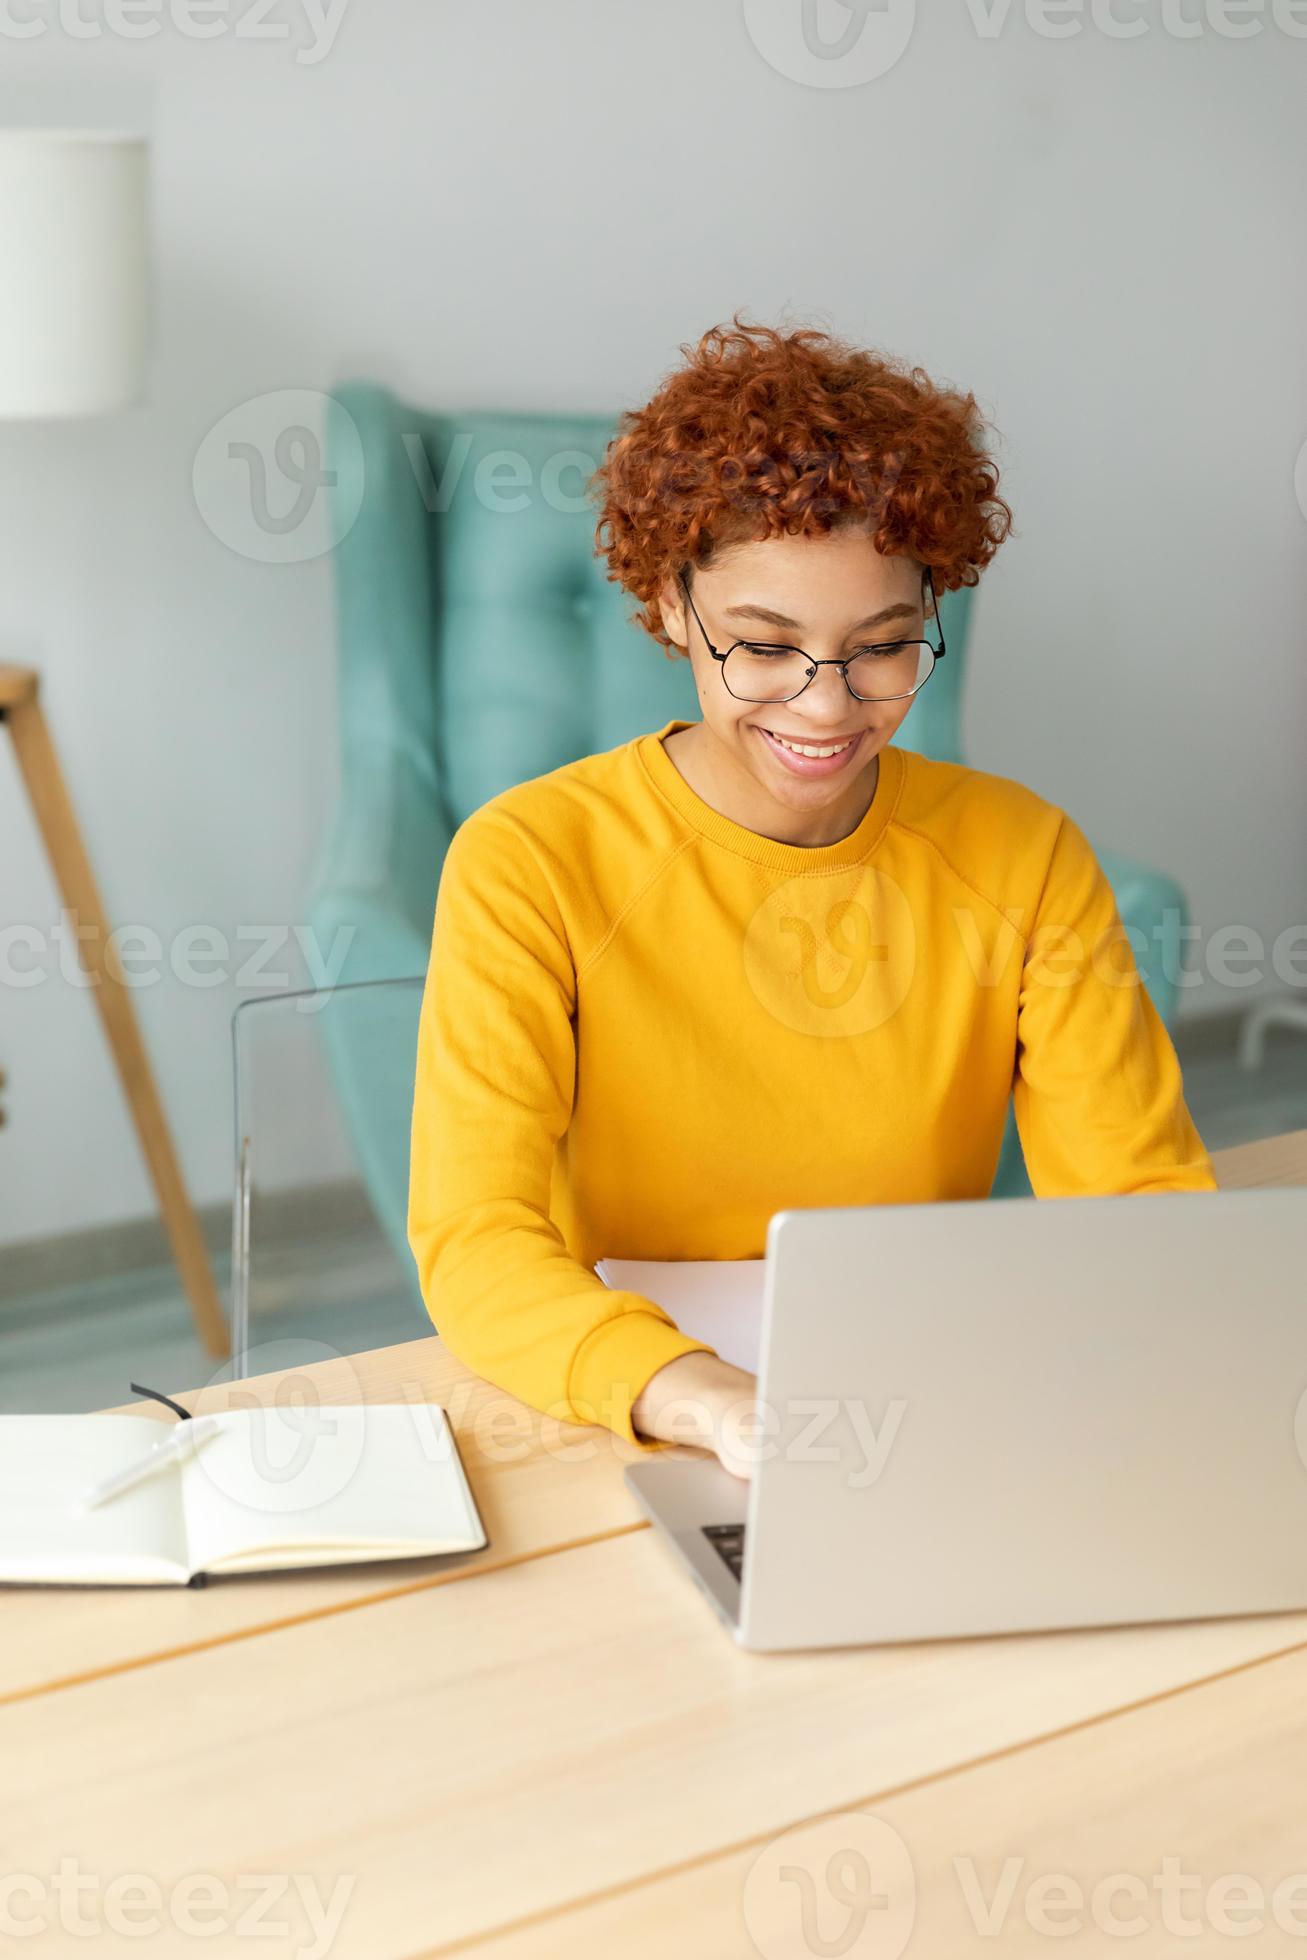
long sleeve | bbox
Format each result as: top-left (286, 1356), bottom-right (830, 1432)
top-left (1012, 812), bottom-right (1218, 1196)
top-left (407, 809), bottom-right (715, 1446)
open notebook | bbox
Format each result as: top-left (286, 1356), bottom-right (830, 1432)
top-left (594, 1256), bottom-right (766, 1372)
top-left (0, 1403), bottom-right (487, 1587)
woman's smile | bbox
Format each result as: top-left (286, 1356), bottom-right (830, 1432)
top-left (754, 723), bottom-right (869, 777)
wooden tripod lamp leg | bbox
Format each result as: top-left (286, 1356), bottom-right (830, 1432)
top-left (0, 666), bottom-right (229, 1358)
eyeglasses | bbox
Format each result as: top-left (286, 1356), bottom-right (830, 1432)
top-left (678, 566), bottom-right (946, 705)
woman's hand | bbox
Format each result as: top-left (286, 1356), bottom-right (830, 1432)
top-left (631, 1351), bottom-right (761, 1480)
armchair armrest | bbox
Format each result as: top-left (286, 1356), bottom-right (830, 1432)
top-left (303, 753), bottom-right (448, 1303)
top-left (307, 744), bottom-right (450, 986)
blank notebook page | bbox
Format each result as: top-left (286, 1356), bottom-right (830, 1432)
top-left (0, 1415), bottom-right (189, 1582)
top-left (180, 1403), bottom-right (483, 1572)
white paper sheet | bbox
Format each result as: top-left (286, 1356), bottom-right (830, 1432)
top-left (594, 1257), bottom-right (766, 1373)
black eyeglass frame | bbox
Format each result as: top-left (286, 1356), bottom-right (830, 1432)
top-left (677, 565), bottom-right (946, 705)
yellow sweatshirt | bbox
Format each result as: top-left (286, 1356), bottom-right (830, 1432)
top-left (408, 718), bottom-right (1216, 1447)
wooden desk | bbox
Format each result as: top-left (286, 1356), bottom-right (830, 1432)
top-left (4, 1130), bottom-right (1305, 1956)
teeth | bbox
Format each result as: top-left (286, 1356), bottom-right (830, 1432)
top-left (766, 730), bottom-right (854, 759)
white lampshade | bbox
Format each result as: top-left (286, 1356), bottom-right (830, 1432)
top-left (0, 130), bottom-right (149, 419)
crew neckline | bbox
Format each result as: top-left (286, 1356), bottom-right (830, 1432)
top-left (635, 719), bottom-right (905, 872)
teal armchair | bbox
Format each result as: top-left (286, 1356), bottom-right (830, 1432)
top-left (308, 381), bottom-right (1190, 1258)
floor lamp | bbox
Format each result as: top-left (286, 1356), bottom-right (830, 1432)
top-left (0, 130), bottom-right (227, 1357)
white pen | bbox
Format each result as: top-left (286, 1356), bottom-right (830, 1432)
top-left (80, 1416), bottom-right (224, 1511)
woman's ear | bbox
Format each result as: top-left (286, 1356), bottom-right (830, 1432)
top-left (658, 571), bottom-right (691, 652)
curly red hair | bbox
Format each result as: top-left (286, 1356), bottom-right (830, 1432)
top-left (591, 311), bottom-right (1013, 653)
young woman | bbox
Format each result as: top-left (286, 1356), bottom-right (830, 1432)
top-left (408, 316), bottom-right (1216, 1481)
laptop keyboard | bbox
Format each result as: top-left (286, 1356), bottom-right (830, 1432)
top-left (702, 1522), bottom-right (747, 1582)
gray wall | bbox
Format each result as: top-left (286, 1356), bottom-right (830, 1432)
top-left (1, 0), bottom-right (1304, 1245)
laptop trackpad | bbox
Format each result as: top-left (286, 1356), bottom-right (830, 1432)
top-left (625, 1454), bottom-right (750, 1532)
top-left (625, 1455), bottom-right (751, 1624)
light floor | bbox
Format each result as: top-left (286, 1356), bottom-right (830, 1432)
top-left (0, 1213), bottom-right (426, 1417)
top-left (2, 1029), bottom-right (1305, 1417)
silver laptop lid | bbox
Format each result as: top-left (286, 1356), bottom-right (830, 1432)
top-left (739, 1189), bottom-right (1307, 1651)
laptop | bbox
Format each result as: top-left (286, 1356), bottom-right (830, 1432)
top-left (624, 1189), bottom-right (1307, 1652)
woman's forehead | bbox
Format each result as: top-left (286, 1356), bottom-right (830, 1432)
top-left (701, 531), bottom-right (924, 610)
